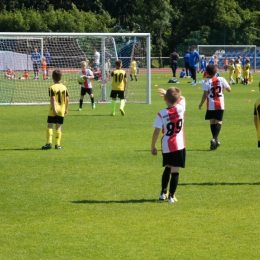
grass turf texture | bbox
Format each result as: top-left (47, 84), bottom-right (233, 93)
top-left (0, 71), bottom-right (147, 104)
top-left (0, 71), bottom-right (260, 259)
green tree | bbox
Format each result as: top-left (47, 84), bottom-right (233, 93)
top-left (0, 4), bottom-right (115, 32)
top-left (133, 0), bottom-right (177, 65)
top-left (173, 0), bottom-right (260, 46)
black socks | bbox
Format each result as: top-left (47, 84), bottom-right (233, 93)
top-left (161, 168), bottom-right (179, 197)
top-left (210, 123), bottom-right (222, 140)
top-left (169, 172), bottom-right (179, 196)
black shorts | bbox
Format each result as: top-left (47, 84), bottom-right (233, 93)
top-left (81, 88), bottom-right (93, 96)
top-left (205, 110), bottom-right (224, 121)
top-left (33, 63), bottom-right (39, 70)
top-left (47, 116), bottom-right (64, 125)
top-left (162, 148), bottom-right (186, 168)
top-left (110, 90), bottom-right (124, 99)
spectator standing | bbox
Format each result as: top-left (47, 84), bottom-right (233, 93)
top-left (41, 57), bottom-right (47, 80)
top-left (169, 48), bottom-right (180, 78)
top-left (189, 45), bottom-right (200, 84)
top-left (31, 48), bottom-right (41, 80)
top-left (93, 47), bottom-right (100, 69)
top-left (214, 56), bottom-right (218, 67)
top-left (224, 57), bottom-right (229, 71)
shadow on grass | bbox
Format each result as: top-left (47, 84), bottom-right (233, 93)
top-left (134, 149), bottom-right (210, 152)
top-left (179, 182), bottom-right (260, 186)
top-left (71, 199), bottom-right (158, 204)
top-left (70, 114), bottom-right (112, 117)
top-left (0, 148), bottom-right (42, 151)
top-left (187, 149), bottom-right (212, 151)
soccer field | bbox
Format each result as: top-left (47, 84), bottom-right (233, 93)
top-left (0, 70), bottom-right (259, 259)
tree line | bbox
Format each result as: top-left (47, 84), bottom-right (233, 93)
top-left (0, 0), bottom-right (259, 56)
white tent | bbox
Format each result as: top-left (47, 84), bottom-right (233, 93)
top-left (0, 51), bottom-right (33, 71)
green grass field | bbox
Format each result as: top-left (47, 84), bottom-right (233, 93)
top-left (0, 71), bottom-right (148, 104)
top-left (0, 70), bottom-right (260, 259)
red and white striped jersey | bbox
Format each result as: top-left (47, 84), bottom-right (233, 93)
top-left (202, 76), bottom-right (229, 110)
top-left (153, 99), bottom-right (186, 153)
top-left (79, 69), bottom-right (93, 89)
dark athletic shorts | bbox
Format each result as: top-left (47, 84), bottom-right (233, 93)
top-left (110, 90), bottom-right (124, 99)
top-left (81, 88), bottom-right (93, 96)
top-left (47, 115), bottom-right (64, 125)
top-left (205, 110), bottom-right (224, 121)
top-left (33, 63), bottom-right (40, 70)
top-left (162, 148), bottom-right (186, 168)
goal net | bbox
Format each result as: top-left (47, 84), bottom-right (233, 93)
top-left (197, 45), bottom-right (257, 72)
top-left (0, 32), bottom-right (151, 105)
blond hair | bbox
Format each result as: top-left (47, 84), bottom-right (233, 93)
top-left (165, 87), bottom-right (181, 104)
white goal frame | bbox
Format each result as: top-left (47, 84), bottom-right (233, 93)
top-left (0, 32), bottom-right (151, 104)
top-left (197, 45), bottom-right (257, 72)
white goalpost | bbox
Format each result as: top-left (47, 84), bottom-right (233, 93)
top-left (197, 45), bottom-right (257, 72)
top-left (0, 32), bottom-right (151, 105)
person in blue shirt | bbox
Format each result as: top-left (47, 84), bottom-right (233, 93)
top-left (179, 68), bottom-right (186, 78)
top-left (44, 48), bottom-right (51, 80)
top-left (208, 56), bottom-right (215, 65)
top-left (31, 48), bottom-right (41, 80)
top-left (198, 56), bottom-right (206, 73)
top-left (184, 50), bottom-right (190, 76)
top-left (242, 56), bottom-right (247, 69)
top-left (189, 45), bottom-right (200, 83)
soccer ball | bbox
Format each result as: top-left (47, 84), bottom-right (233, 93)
top-left (78, 76), bottom-right (85, 84)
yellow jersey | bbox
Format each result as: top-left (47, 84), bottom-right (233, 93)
top-left (229, 64), bottom-right (235, 77)
top-left (48, 83), bottom-right (69, 117)
top-left (254, 98), bottom-right (260, 141)
top-left (131, 60), bottom-right (137, 74)
top-left (248, 74), bottom-right (253, 83)
top-left (235, 63), bottom-right (241, 78)
top-left (111, 69), bottom-right (126, 91)
top-left (243, 63), bottom-right (250, 78)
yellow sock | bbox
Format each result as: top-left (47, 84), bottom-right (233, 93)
top-left (47, 128), bottom-right (53, 144)
top-left (55, 130), bottom-right (62, 146)
top-left (120, 99), bottom-right (125, 110)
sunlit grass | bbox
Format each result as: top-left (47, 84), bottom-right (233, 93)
top-left (0, 70), bottom-right (259, 259)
